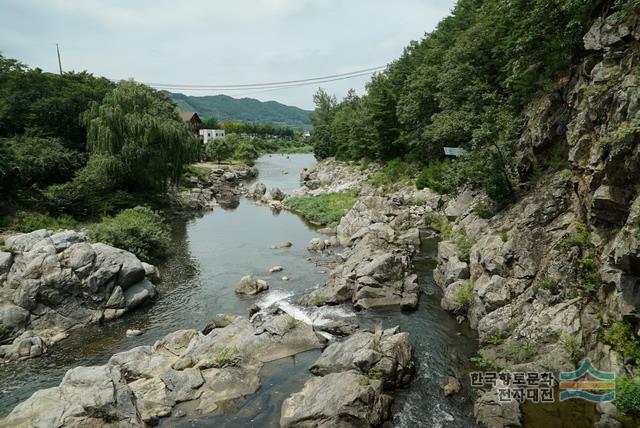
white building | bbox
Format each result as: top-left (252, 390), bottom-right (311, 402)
top-left (199, 129), bottom-right (226, 144)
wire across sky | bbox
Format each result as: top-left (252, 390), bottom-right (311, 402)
top-left (142, 65), bottom-right (387, 92)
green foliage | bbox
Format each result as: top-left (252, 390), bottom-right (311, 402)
top-left (455, 231), bottom-right (474, 262)
top-left (474, 200), bottom-right (495, 219)
top-left (416, 159), bottom-right (456, 194)
top-left (560, 223), bottom-right (591, 249)
top-left (507, 341), bottom-right (537, 363)
top-left (311, 294), bottom-right (326, 306)
top-left (182, 165), bottom-right (211, 183)
top-left (453, 280), bottom-right (474, 308)
top-left (359, 375), bottom-right (370, 386)
top-left (560, 333), bottom-right (582, 365)
top-left (368, 366), bottom-right (385, 381)
top-left (470, 351), bottom-right (504, 371)
top-left (424, 211), bottom-right (452, 239)
top-left (232, 138), bottom-right (260, 166)
top-left (538, 276), bottom-right (559, 293)
top-left (500, 232), bottom-right (509, 242)
top-left (87, 206), bottom-right (170, 262)
top-left (14, 211), bottom-right (77, 233)
top-left (615, 375), bottom-right (640, 416)
top-left (0, 322), bottom-right (14, 343)
top-left (285, 190), bottom-right (358, 227)
top-left (369, 158), bottom-right (415, 188)
top-left (81, 81), bottom-right (199, 193)
top-left (204, 138), bottom-right (234, 163)
top-left (605, 322), bottom-right (640, 363)
top-left (481, 333), bottom-right (506, 346)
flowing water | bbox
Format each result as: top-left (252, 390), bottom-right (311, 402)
top-left (0, 153), bottom-right (479, 427)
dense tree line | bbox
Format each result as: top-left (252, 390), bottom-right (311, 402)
top-left (310, 0), bottom-right (616, 201)
top-left (0, 55), bottom-right (198, 219)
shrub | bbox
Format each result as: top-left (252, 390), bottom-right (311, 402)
top-left (416, 159), bottom-right (456, 194)
top-left (370, 158), bottom-right (414, 188)
top-left (500, 232), bottom-right (509, 242)
top-left (87, 206), bottom-right (170, 262)
top-left (233, 139), bottom-right (260, 166)
top-left (453, 280), bottom-right (474, 308)
top-left (455, 231), bottom-right (474, 262)
top-left (605, 322), bottom-right (640, 363)
top-left (424, 212), bottom-right (452, 239)
top-left (616, 375), bottom-right (640, 416)
top-left (508, 341), bottom-right (537, 363)
top-left (470, 351), bottom-right (504, 371)
top-left (210, 347), bottom-right (241, 368)
top-left (474, 200), bottom-right (495, 219)
top-left (560, 223), bottom-right (591, 249)
top-left (14, 211), bottom-right (77, 233)
top-left (560, 334), bottom-right (582, 365)
top-left (284, 190), bottom-right (358, 227)
top-left (204, 138), bottom-right (234, 163)
top-left (538, 276), bottom-right (559, 293)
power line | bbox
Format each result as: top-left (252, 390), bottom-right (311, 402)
top-left (143, 65), bottom-right (386, 90)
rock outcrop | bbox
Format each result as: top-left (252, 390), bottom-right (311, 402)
top-left (0, 229), bottom-right (158, 362)
top-left (280, 326), bottom-right (413, 428)
top-left (2, 312), bottom-right (323, 427)
top-left (432, 11), bottom-right (640, 427)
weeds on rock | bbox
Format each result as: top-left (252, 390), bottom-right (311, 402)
top-left (605, 322), bottom-right (640, 363)
top-left (507, 341), bottom-right (537, 363)
top-left (453, 280), bottom-right (474, 308)
top-left (560, 333), bottom-right (582, 365)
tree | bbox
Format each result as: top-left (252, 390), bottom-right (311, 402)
top-left (81, 81), bottom-right (199, 192)
top-left (233, 139), bottom-right (259, 165)
top-left (205, 137), bottom-right (234, 163)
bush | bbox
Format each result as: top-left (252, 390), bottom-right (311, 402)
top-left (370, 158), bottom-right (414, 188)
top-left (455, 231), bottom-right (474, 262)
top-left (204, 138), bottom-right (234, 163)
top-left (424, 212), bottom-right (452, 239)
top-left (233, 139), bottom-right (260, 166)
top-left (87, 206), bottom-right (170, 262)
top-left (453, 280), bottom-right (474, 308)
top-left (538, 276), bottom-right (559, 293)
top-left (616, 375), bottom-right (640, 416)
top-left (285, 190), bottom-right (358, 227)
top-left (560, 334), bottom-right (582, 365)
top-left (416, 159), bottom-right (456, 194)
top-left (14, 211), bottom-right (77, 233)
top-left (605, 322), bottom-right (640, 363)
top-left (508, 341), bottom-right (537, 363)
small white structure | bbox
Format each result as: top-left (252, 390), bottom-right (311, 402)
top-left (199, 129), bottom-right (226, 144)
top-left (302, 131), bottom-right (311, 139)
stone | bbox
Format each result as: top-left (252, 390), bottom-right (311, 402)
top-left (269, 265), bottom-right (283, 273)
top-left (280, 371), bottom-right (392, 428)
top-left (0, 304), bottom-right (29, 329)
top-left (269, 187), bottom-right (285, 201)
top-left (247, 182), bottom-right (267, 199)
top-left (235, 275), bottom-right (269, 295)
top-left (141, 262), bottom-right (161, 284)
top-left (315, 320), bottom-right (359, 337)
top-left (474, 385), bottom-right (522, 428)
top-left (281, 276), bottom-right (289, 281)
top-left (271, 241), bottom-right (293, 249)
top-left (307, 237), bottom-right (326, 252)
top-left (123, 280), bottom-right (157, 310)
top-left (443, 376), bottom-right (461, 396)
top-left (248, 304), bottom-right (260, 317)
top-left (126, 329), bottom-right (143, 337)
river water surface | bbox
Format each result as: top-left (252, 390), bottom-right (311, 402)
top-left (0, 153), bottom-right (479, 427)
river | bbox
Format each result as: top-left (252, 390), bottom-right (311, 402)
top-left (0, 153), bottom-right (478, 427)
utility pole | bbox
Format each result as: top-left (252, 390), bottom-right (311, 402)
top-left (56, 43), bottom-right (63, 75)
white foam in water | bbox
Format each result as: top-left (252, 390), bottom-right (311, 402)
top-left (255, 288), bottom-right (356, 327)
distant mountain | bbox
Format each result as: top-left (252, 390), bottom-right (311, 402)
top-left (166, 92), bottom-right (312, 129)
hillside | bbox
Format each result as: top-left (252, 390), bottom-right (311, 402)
top-left (166, 92), bottom-right (312, 129)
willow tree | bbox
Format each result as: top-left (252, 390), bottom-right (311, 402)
top-left (81, 81), bottom-right (198, 192)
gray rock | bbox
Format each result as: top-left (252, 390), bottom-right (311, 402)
top-left (474, 385), bottom-right (522, 428)
top-left (0, 303), bottom-right (29, 329)
top-left (271, 241), bottom-right (293, 249)
top-left (141, 262), bottom-right (161, 284)
top-left (235, 275), bottom-right (269, 295)
top-left (269, 186), bottom-right (285, 201)
top-left (280, 371), bottom-right (392, 428)
top-left (123, 280), bottom-right (157, 310)
top-left (307, 237), bottom-right (326, 252)
top-left (247, 182), bottom-right (267, 199)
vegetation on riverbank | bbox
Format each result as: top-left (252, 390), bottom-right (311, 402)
top-left (284, 190), bottom-right (358, 226)
top-left (308, 1), bottom-right (632, 202)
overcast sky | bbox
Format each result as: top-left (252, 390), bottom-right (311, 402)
top-left (0, 0), bottom-right (455, 109)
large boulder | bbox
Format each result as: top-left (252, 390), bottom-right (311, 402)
top-left (280, 371), bottom-right (392, 428)
top-left (234, 275), bottom-right (269, 295)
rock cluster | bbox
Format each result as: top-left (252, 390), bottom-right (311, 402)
top-left (280, 326), bottom-right (413, 427)
top-left (1, 312), bottom-right (323, 427)
top-left (298, 169), bottom-right (442, 311)
top-left (0, 229), bottom-right (159, 362)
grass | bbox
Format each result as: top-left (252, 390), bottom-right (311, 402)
top-left (500, 232), bottom-right (509, 242)
top-left (285, 190), bottom-right (358, 227)
top-left (210, 347), bottom-right (242, 368)
top-left (453, 280), bottom-right (474, 308)
top-left (560, 223), bottom-right (591, 249)
top-left (370, 158), bottom-right (417, 189)
top-left (368, 366), bottom-right (385, 381)
top-left (507, 341), bottom-right (537, 363)
top-left (473, 200), bottom-right (495, 219)
top-left (312, 294), bottom-right (326, 306)
top-left (538, 276), bottom-right (559, 293)
top-left (182, 165), bottom-right (211, 183)
top-left (481, 333), bottom-right (506, 346)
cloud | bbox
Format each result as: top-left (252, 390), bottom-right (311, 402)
top-left (0, 0), bottom-right (455, 109)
